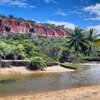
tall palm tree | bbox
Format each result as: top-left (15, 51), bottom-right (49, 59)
top-left (67, 27), bottom-right (88, 53)
top-left (86, 28), bottom-right (100, 56)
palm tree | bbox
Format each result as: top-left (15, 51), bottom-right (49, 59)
top-left (67, 27), bottom-right (88, 53)
top-left (86, 28), bottom-right (100, 56)
top-left (27, 57), bottom-right (47, 71)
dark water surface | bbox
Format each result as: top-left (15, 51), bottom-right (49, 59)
top-left (0, 64), bottom-right (100, 96)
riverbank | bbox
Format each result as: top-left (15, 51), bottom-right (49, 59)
top-left (0, 85), bottom-right (100, 100)
top-left (0, 65), bottom-right (74, 75)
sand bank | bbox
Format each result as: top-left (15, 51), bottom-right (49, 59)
top-left (0, 65), bottom-right (74, 75)
top-left (0, 85), bottom-right (100, 100)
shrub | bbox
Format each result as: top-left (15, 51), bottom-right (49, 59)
top-left (27, 57), bottom-right (47, 70)
top-left (1, 61), bottom-right (11, 68)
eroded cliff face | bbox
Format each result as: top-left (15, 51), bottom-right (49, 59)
top-left (32, 24), bottom-right (68, 37)
top-left (0, 18), bottom-right (68, 37)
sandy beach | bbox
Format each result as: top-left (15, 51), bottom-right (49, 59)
top-left (0, 85), bottom-right (100, 100)
top-left (0, 65), bottom-right (74, 75)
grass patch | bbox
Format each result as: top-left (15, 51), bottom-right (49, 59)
top-left (80, 56), bottom-right (100, 61)
top-left (60, 63), bottom-right (79, 70)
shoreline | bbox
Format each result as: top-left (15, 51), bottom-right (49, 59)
top-left (0, 65), bottom-right (74, 75)
top-left (0, 64), bottom-right (100, 100)
top-left (64, 62), bottom-right (100, 66)
top-left (0, 85), bottom-right (100, 100)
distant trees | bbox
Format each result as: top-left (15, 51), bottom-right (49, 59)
top-left (43, 23), bottom-right (65, 29)
top-left (27, 20), bottom-right (36, 26)
top-left (0, 14), bottom-right (14, 19)
top-left (9, 15), bottom-right (14, 19)
top-left (0, 14), bottom-right (8, 19)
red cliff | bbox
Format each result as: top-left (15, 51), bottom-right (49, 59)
top-left (32, 24), bottom-right (68, 37)
top-left (0, 18), bottom-right (68, 37)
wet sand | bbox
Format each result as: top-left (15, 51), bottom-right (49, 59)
top-left (0, 85), bottom-right (100, 100)
top-left (0, 65), bottom-right (74, 75)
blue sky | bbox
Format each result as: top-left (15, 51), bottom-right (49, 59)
top-left (0, 0), bottom-right (100, 31)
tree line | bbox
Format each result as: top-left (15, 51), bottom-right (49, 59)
top-left (0, 27), bottom-right (100, 69)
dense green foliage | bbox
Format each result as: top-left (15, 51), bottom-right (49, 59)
top-left (0, 27), bottom-right (100, 63)
top-left (0, 33), bottom-right (65, 62)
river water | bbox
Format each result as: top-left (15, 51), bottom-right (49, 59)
top-left (0, 64), bottom-right (100, 96)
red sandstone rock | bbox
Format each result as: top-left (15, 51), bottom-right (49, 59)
top-left (34, 24), bottom-right (68, 37)
top-left (0, 18), bottom-right (68, 37)
top-left (34, 24), bottom-right (47, 36)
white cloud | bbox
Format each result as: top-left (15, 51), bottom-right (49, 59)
top-left (55, 9), bottom-right (67, 16)
top-left (54, 8), bottom-right (83, 17)
top-left (0, 0), bottom-right (35, 8)
top-left (44, 0), bottom-right (57, 4)
top-left (84, 17), bottom-right (100, 21)
top-left (83, 3), bottom-right (100, 15)
top-left (87, 25), bottom-right (100, 33)
top-left (82, 3), bottom-right (100, 20)
top-left (46, 20), bottom-right (75, 29)
top-left (70, 10), bottom-right (82, 15)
